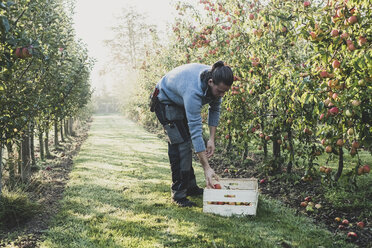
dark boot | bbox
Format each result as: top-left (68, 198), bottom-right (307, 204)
top-left (173, 197), bottom-right (197, 207)
top-left (187, 186), bottom-right (204, 197)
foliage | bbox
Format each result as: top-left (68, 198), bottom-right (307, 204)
top-left (125, 0), bottom-right (371, 185)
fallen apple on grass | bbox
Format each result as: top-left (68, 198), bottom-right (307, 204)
top-left (356, 221), bottom-right (364, 229)
top-left (342, 219), bottom-right (349, 226)
top-left (347, 232), bottom-right (357, 239)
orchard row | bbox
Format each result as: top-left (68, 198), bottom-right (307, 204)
top-left (0, 0), bottom-right (92, 191)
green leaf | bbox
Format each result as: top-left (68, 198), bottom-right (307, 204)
top-left (300, 92), bottom-right (308, 104)
top-left (0, 16), bottom-right (10, 33)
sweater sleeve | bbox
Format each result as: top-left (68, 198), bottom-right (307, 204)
top-left (208, 97), bottom-right (222, 127)
top-left (184, 92), bottom-right (206, 153)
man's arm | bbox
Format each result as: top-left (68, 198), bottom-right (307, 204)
top-left (197, 151), bottom-right (219, 188)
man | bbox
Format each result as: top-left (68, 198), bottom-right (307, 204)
top-left (150, 61), bottom-right (233, 207)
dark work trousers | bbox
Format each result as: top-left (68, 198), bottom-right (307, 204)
top-left (154, 101), bottom-right (197, 200)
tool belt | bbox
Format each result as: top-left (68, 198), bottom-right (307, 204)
top-left (149, 87), bottom-right (160, 112)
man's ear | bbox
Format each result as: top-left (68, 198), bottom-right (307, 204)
top-left (208, 79), bottom-right (213, 86)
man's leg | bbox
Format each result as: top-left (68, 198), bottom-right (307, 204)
top-left (169, 137), bottom-right (196, 206)
top-left (154, 103), bottom-right (197, 206)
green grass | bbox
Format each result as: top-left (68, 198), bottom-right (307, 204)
top-left (35, 115), bottom-right (356, 248)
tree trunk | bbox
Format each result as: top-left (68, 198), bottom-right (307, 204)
top-left (6, 142), bottom-right (15, 189)
top-left (30, 121), bottom-right (36, 168)
top-left (286, 127), bottom-right (294, 174)
top-left (54, 119), bottom-right (59, 147)
top-left (64, 119), bottom-right (69, 136)
top-left (60, 119), bottom-right (65, 142)
top-left (21, 131), bottom-right (31, 183)
top-left (17, 143), bottom-right (22, 174)
top-left (273, 129), bottom-right (281, 159)
top-left (69, 117), bottom-right (74, 135)
top-left (335, 147), bottom-right (344, 181)
top-left (261, 121), bottom-right (268, 159)
top-left (45, 131), bottom-right (51, 158)
top-left (38, 127), bottom-right (44, 160)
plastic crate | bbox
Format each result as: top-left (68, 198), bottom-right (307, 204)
top-left (203, 178), bottom-right (258, 217)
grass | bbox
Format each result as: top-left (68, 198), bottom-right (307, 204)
top-left (35, 115), bottom-right (356, 248)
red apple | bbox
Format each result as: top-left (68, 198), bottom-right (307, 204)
top-left (259, 179), bottom-right (266, 184)
top-left (15, 47), bottom-right (23, 58)
top-left (363, 165), bottom-right (370, 173)
top-left (319, 113), bottom-right (325, 121)
top-left (336, 139), bottom-right (344, 147)
top-left (325, 146), bottom-right (332, 153)
top-left (358, 36), bottom-right (367, 46)
top-left (214, 184), bottom-right (222, 189)
top-left (325, 167), bottom-right (332, 174)
top-left (300, 201), bottom-right (308, 207)
top-left (320, 71), bottom-right (328, 78)
top-left (332, 93), bottom-right (338, 100)
top-left (331, 29), bottom-right (339, 37)
top-left (347, 232), bottom-right (357, 239)
top-left (310, 31), bottom-right (317, 40)
top-left (352, 141), bottom-right (360, 149)
top-left (348, 16), bottom-right (357, 24)
top-left (342, 219), bottom-right (349, 225)
top-left (329, 107), bottom-right (339, 115)
top-left (357, 221), bottom-right (364, 229)
top-left (348, 43), bottom-right (356, 51)
top-left (304, 1), bottom-right (311, 7)
top-left (332, 60), bottom-right (340, 68)
top-left (265, 136), bottom-right (271, 141)
top-left (304, 196), bottom-right (311, 202)
top-left (249, 14), bottom-right (255, 20)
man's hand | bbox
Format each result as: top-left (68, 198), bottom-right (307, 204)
top-left (204, 166), bottom-right (219, 189)
top-left (206, 139), bottom-right (215, 158)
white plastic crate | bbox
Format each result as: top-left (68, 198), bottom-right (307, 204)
top-left (203, 178), bottom-right (258, 217)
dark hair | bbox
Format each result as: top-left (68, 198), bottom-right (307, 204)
top-left (201, 61), bottom-right (234, 86)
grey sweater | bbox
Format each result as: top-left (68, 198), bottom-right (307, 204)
top-left (156, 63), bottom-right (222, 153)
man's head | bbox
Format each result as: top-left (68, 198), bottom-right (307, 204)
top-left (205, 61), bottom-right (234, 98)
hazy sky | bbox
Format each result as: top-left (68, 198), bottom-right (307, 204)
top-left (72, 0), bottom-right (176, 91)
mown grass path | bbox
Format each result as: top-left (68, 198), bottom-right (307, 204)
top-left (40, 115), bottom-right (355, 248)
